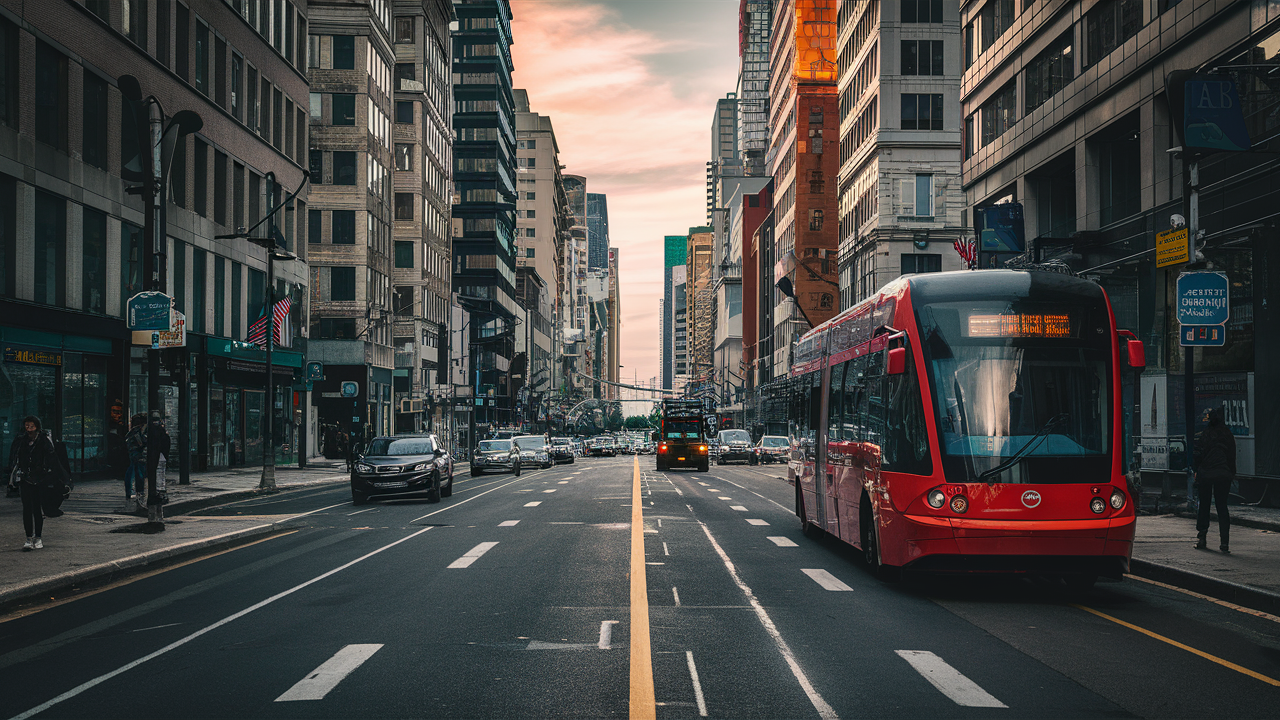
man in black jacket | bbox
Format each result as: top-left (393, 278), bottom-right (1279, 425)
top-left (1194, 407), bottom-right (1236, 553)
top-left (7, 415), bottom-right (55, 550)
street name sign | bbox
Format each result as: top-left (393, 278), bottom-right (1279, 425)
top-left (1176, 272), bottom-right (1229, 325)
top-left (127, 292), bottom-right (173, 331)
top-left (1155, 227), bottom-right (1190, 268)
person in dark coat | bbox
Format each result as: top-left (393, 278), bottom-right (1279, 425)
top-left (7, 416), bottom-right (56, 550)
top-left (1194, 407), bottom-right (1236, 553)
top-left (145, 412), bottom-right (171, 525)
top-left (124, 414), bottom-right (147, 506)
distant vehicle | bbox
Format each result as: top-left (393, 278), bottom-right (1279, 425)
top-left (716, 429), bottom-right (755, 465)
top-left (470, 439), bottom-right (521, 476)
top-left (514, 435), bottom-right (554, 469)
top-left (490, 428), bottom-right (520, 440)
top-left (585, 436), bottom-right (617, 457)
top-left (549, 437), bottom-right (576, 464)
top-left (350, 434), bottom-right (453, 505)
top-left (754, 435), bottom-right (791, 464)
top-left (656, 399), bottom-right (708, 472)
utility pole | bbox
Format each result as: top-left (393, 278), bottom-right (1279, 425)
top-left (1182, 153), bottom-right (1199, 510)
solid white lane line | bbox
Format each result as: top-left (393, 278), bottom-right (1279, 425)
top-left (663, 542), bottom-right (670, 556)
top-left (8, 526), bottom-right (437, 720)
top-left (673, 587), bottom-right (681, 606)
top-left (895, 650), bottom-right (1007, 708)
top-left (275, 644), bottom-right (383, 702)
top-left (598, 620), bottom-right (619, 650)
top-left (448, 542), bottom-right (499, 569)
top-left (767, 536), bottom-right (799, 547)
top-left (499, 520), bottom-right (520, 527)
top-left (524, 501), bottom-right (542, 507)
top-left (686, 651), bottom-right (709, 717)
top-left (697, 522), bottom-right (837, 720)
top-left (718, 478), bottom-right (791, 512)
top-left (346, 508), bottom-right (375, 516)
top-left (730, 506), bottom-right (748, 511)
top-left (746, 519), bottom-right (770, 526)
top-left (543, 488), bottom-right (558, 493)
top-left (802, 569), bottom-right (854, 592)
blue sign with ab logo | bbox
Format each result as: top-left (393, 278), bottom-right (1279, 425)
top-left (1177, 272), bottom-right (1229, 347)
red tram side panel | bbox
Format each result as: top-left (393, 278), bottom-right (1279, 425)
top-left (790, 270), bottom-right (1140, 581)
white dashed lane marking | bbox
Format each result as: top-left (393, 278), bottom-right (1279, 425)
top-left (730, 506), bottom-right (747, 511)
top-left (558, 480), bottom-right (569, 484)
top-left (767, 536), bottom-right (798, 547)
top-left (275, 644), bottom-right (383, 702)
top-left (524, 501), bottom-right (542, 507)
top-left (448, 542), bottom-right (500, 569)
top-left (498, 520), bottom-right (520, 527)
top-left (895, 650), bottom-right (1007, 708)
top-left (543, 489), bottom-right (558, 493)
top-left (718, 497), bottom-right (732, 500)
top-left (746, 519), bottom-right (770, 526)
top-left (801, 569), bottom-right (853, 591)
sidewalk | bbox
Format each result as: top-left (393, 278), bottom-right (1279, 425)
top-left (0, 459), bottom-right (350, 610)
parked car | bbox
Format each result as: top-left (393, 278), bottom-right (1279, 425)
top-left (585, 436), bottom-right (617, 457)
top-left (470, 439), bottom-right (522, 476)
top-left (715, 429), bottom-right (755, 465)
top-left (549, 436), bottom-right (576, 464)
top-left (514, 435), bottom-right (554, 469)
top-left (754, 435), bottom-right (791, 464)
top-left (350, 434), bottom-right (454, 505)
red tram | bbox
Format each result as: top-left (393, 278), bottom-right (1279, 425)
top-left (789, 270), bottom-right (1145, 585)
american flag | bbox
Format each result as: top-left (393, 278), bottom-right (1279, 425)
top-left (953, 238), bottom-right (977, 269)
top-left (247, 296), bottom-right (292, 349)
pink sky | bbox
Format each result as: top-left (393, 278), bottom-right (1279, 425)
top-left (510, 0), bottom-right (740, 388)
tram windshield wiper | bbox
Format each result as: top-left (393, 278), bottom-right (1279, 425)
top-left (976, 413), bottom-right (1070, 485)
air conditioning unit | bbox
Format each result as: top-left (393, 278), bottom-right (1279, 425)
top-left (399, 398), bottom-right (424, 413)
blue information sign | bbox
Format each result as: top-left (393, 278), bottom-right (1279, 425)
top-left (1183, 76), bottom-right (1251, 152)
top-left (1176, 272), bottom-right (1229, 326)
top-left (306, 361), bottom-right (324, 381)
top-left (127, 292), bottom-right (173, 331)
top-left (1181, 324), bottom-right (1226, 347)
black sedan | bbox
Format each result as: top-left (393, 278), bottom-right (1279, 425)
top-left (351, 434), bottom-right (454, 505)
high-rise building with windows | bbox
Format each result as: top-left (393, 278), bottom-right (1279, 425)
top-left (738, 0), bottom-right (773, 178)
top-left (388, 0), bottom-right (453, 434)
top-left (662, 235), bottom-right (689, 392)
top-left (451, 0), bottom-right (519, 430)
top-left (586, 193), bottom-right (609, 270)
top-left (834, 0), bottom-right (965, 310)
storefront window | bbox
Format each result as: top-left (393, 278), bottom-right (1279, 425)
top-left (0, 358), bottom-right (59, 469)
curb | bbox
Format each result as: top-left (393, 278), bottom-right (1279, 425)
top-left (1129, 558), bottom-right (1280, 617)
top-left (0, 522), bottom-right (288, 612)
top-left (1172, 510), bottom-right (1280, 534)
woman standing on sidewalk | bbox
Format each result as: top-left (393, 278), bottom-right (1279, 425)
top-left (124, 414), bottom-right (147, 507)
top-left (1195, 407), bottom-right (1236, 553)
top-left (7, 416), bottom-right (56, 550)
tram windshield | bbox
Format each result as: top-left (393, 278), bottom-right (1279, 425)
top-left (916, 300), bottom-right (1111, 484)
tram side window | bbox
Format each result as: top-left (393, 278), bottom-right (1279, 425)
top-left (842, 355), bottom-right (866, 442)
top-left (827, 362), bottom-right (844, 444)
top-left (871, 346), bottom-right (933, 475)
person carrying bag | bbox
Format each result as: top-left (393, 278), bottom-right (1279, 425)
top-left (7, 415), bottom-right (57, 550)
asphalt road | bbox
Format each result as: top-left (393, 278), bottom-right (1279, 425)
top-left (1, 456), bottom-right (1278, 719)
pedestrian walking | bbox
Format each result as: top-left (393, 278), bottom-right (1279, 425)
top-left (1194, 407), bottom-right (1235, 553)
top-left (145, 412), bottom-right (171, 526)
top-left (125, 414), bottom-right (147, 508)
top-left (6, 416), bottom-right (56, 550)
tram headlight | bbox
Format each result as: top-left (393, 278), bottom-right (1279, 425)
top-left (949, 495), bottom-right (968, 514)
top-left (1110, 490), bottom-right (1126, 510)
top-left (927, 489), bottom-right (946, 509)
top-left (1090, 498), bottom-right (1107, 514)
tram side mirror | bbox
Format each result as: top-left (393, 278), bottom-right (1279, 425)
top-left (1126, 339), bottom-right (1146, 368)
top-left (887, 347), bottom-right (907, 375)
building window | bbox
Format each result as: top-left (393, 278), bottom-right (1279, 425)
top-left (195, 21), bottom-right (209, 95)
top-left (1026, 31), bottom-right (1074, 114)
top-left (314, 318), bottom-right (357, 339)
top-left (309, 92), bottom-right (321, 120)
top-left (525, 227), bottom-right (536, 237)
top-left (332, 209), bottom-right (356, 244)
top-left (125, 0), bottom-right (147, 48)
top-left (171, 137), bottom-right (187, 207)
top-left (395, 17), bottom-right (414, 43)
top-left (334, 151), bottom-right (357, 185)
top-left (83, 71), bottom-right (109, 170)
top-left (395, 63), bottom-right (415, 83)
top-left (0, 18), bottom-right (15, 129)
top-left (308, 209), bottom-right (322, 244)
top-left (901, 254), bottom-right (942, 274)
top-left (901, 40), bottom-right (944, 76)
top-left (395, 193), bottom-right (414, 220)
top-left (231, 53), bottom-right (243, 121)
top-left (809, 209), bottom-right (824, 231)
top-left (193, 139), bottom-right (208, 217)
top-left (1086, 0), bottom-right (1141, 69)
top-left (395, 143), bottom-right (413, 171)
top-left (526, 248), bottom-right (535, 258)
top-left (0, 176), bottom-right (12, 297)
top-left (191, 248), bottom-right (206, 334)
top-left (979, 80), bottom-right (1017, 147)
top-left (900, 174), bottom-right (934, 216)
top-left (396, 101), bottom-right (413, 123)
top-left (214, 151), bottom-right (228, 225)
top-left (120, 222), bottom-right (142, 314)
top-left (157, 0), bottom-right (170, 67)
top-left (86, 1), bottom-right (109, 21)
top-left (214, 256), bottom-right (225, 336)
top-left (901, 93), bottom-right (943, 130)
top-left (231, 261), bottom-right (242, 338)
top-left (247, 66), bottom-right (258, 132)
top-left (82, 208), bottom-right (106, 314)
top-left (395, 241), bottom-right (414, 268)
top-left (1098, 124), bottom-right (1141, 226)
top-left (175, 3), bottom-right (189, 80)
top-left (902, 0), bottom-right (943, 23)
top-left (33, 191), bottom-right (66, 307)
top-left (333, 35), bottom-right (355, 69)
top-left (309, 150), bottom-right (323, 180)
top-left (332, 93), bottom-right (355, 125)
top-left (331, 266), bottom-right (356, 301)
top-left (35, 42), bottom-right (68, 151)
top-left (233, 162), bottom-right (245, 229)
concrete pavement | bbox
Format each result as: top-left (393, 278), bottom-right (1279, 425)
top-left (0, 459), bottom-right (351, 610)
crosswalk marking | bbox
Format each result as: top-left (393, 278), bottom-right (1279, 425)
top-left (448, 542), bottom-right (499, 569)
top-left (275, 644), bottom-right (383, 701)
top-left (498, 520), bottom-right (520, 527)
top-left (801, 568), bottom-right (853, 591)
top-left (767, 536), bottom-right (798, 547)
top-left (746, 519), bottom-right (769, 526)
top-left (524, 501), bottom-right (542, 507)
top-left (895, 650), bottom-right (1007, 708)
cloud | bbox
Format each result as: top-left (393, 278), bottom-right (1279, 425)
top-left (510, 0), bottom-right (738, 386)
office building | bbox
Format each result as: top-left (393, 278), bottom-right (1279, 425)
top-left (738, 0), bottom-right (773, 178)
top-left (586, 192), bottom-right (609, 271)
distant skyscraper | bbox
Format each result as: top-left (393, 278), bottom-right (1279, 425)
top-left (586, 193), bottom-right (609, 270)
top-left (738, 0), bottom-right (772, 177)
top-left (662, 235), bottom-right (689, 391)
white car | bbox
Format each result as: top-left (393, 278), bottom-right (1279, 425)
top-left (514, 435), bottom-right (554, 469)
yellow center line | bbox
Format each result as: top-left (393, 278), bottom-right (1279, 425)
top-left (1073, 604), bottom-right (1280, 687)
top-left (630, 454), bottom-right (656, 719)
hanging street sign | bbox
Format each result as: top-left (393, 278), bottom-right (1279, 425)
top-left (1176, 272), bottom-right (1230, 326)
top-left (306, 361), bottom-right (325, 381)
top-left (127, 292), bottom-right (173, 331)
top-left (1180, 324), bottom-right (1226, 347)
top-left (152, 310), bottom-right (186, 348)
top-left (1155, 227), bottom-right (1190, 268)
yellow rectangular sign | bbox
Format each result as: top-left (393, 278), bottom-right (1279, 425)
top-left (1156, 227), bottom-right (1190, 268)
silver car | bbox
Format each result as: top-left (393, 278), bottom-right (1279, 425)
top-left (470, 439), bottom-right (522, 475)
top-left (514, 435), bottom-right (554, 469)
